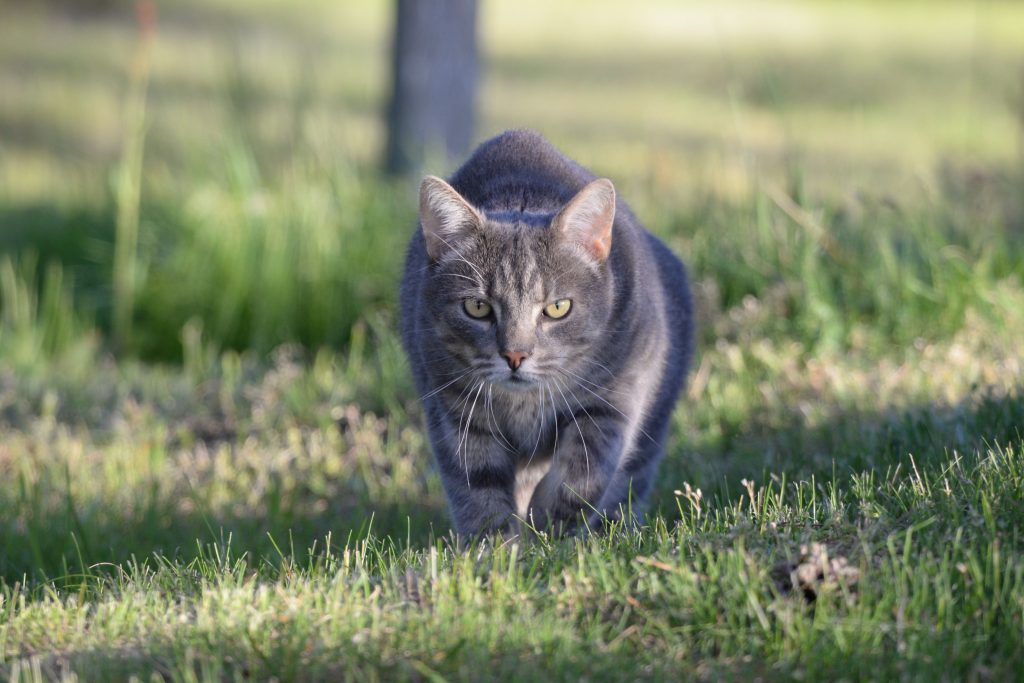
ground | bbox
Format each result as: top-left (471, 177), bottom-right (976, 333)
top-left (1, 0), bottom-right (1024, 680)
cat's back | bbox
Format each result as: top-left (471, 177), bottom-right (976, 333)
top-left (645, 231), bottom-right (695, 388)
top-left (447, 129), bottom-right (594, 214)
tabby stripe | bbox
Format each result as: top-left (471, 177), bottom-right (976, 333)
top-left (436, 457), bottom-right (513, 489)
top-left (463, 421), bottom-right (494, 436)
top-left (467, 462), bottom-right (514, 489)
top-left (565, 404), bottom-right (617, 424)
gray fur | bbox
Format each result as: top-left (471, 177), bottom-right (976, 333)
top-left (400, 130), bottom-right (694, 537)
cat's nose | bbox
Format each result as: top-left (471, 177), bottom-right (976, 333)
top-left (501, 350), bottom-right (529, 371)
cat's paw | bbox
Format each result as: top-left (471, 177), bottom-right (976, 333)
top-left (585, 508), bottom-right (644, 535)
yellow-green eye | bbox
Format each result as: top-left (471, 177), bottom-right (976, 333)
top-left (543, 299), bottom-right (572, 319)
top-left (463, 299), bottom-right (492, 319)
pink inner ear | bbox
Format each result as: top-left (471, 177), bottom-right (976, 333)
top-left (555, 179), bottom-right (616, 262)
top-left (419, 176), bottom-right (483, 260)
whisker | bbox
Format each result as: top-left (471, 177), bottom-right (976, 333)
top-left (547, 383), bottom-right (559, 463)
top-left (577, 357), bottom-right (617, 380)
top-left (425, 379), bottom-right (476, 432)
top-left (556, 375), bottom-right (609, 440)
top-left (459, 381), bottom-right (485, 487)
top-left (432, 234), bottom-right (486, 283)
top-left (557, 365), bottom-right (631, 397)
top-left (486, 383), bottom-right (516, 453)
top-left (441, 272), bottom-right (480, 285)
top-left (556, 368), bottom-right (659, 446)
top-left (412, 359), bottom-right (484, 379)
top-left (453, 380), bottom-right (480, 476)
top-left (525, 383), bottom-right (544, 467)
top-left (552, 378), bottom-right (590, 483)
top-left (413, 263), bottom-right (483, 295)
top-left (443, 377), bottom-right (479, 418)
top-left (420, 369), bottom-right (472, 401)
top-left (556, 367), bottom-right (611, 398)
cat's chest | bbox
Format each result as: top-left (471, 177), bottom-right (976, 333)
top-left (484, 386), bottom-right (556, 457)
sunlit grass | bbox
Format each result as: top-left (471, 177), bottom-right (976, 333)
top-left (2, 382), bottom-right (1023, 679)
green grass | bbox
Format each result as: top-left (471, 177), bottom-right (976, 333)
top-left (2, 383), bottom-right (1024, 680)
top-left (2, 0), bottom-right (1024, 679)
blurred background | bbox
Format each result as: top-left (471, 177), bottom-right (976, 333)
top-left (1, 0), bottom-right (1023, 576)
top-left (2, 0), bottom-right (1021, 361)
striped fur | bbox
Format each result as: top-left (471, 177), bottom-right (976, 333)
top-left (400, 130), bottom-right (694, 538)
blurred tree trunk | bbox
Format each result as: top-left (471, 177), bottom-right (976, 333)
top-left (384, 0), bottom-right (478, 175)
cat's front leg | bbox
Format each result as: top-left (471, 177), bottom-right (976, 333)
top-left (527, 411), bottom-right (625, 533)
top-left (434, 429), bottom-right (519, 540)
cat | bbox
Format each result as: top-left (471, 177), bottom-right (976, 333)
top-left (400, 129), bottom-right (694, 538)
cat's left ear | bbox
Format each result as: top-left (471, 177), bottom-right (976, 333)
top-left (552, 178), bottom-right (616, 262)
top-left (419, 176), bottom-right (484, 261)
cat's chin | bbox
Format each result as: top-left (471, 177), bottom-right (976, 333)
top-left (491, 374), bottom-right (537, 392)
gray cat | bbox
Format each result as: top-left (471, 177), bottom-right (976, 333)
top-left (400, 130), bottom-right (694, 537)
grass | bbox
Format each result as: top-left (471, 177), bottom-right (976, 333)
top-left (2, 0), bottom-right (1024, 679)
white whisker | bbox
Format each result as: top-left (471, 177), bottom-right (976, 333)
top-left (525, 383), bottom-right (544, 467)
top-left (442, 272), bottom-right (480, 285)
top-left (486, 383), bottom-right (515, 452)
top-left (558, 365), bottom-right (630, 397)
top-left (577, 357), bottom-right (617, 380)
top-left (546, 383), bottom-right (559, 462)
top-left (445, 377), bottom-right (479, 418)
top-left (553, 378), bottom-right (590, 483)
top-left (557, 375), bottom-right (609, 440)
top-left (421, 369), bottom-right (472, 401)
top-left (432, 233), bottom-right (486, 283)
top-left (459, 381), bottom-right (485, 486)
top-left (556, 368), bottom-right (658, 445)
top-left (454, 380), bottom-right (480, 478)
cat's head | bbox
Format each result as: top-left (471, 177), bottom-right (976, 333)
top-left (419, 175), bottom-right (616, 391)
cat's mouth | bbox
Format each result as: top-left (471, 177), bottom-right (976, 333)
top-left (491, 372), bottom-right (536, 391)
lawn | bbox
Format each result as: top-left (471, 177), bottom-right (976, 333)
top-left (2, 0), bottom-right (1024, 680)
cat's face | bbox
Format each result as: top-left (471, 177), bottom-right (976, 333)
top-left (419, 176), bottom-right (616, 392)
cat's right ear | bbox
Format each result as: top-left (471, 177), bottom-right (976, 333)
top-left (551, 178), bottom-right (616, 263)
top-left (419, 176), bottom-right (484, 261)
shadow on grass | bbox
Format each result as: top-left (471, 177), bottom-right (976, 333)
top-left (0, 358), bottom-right (446, 584)
top-left (3, 384), bottom-right (1021, 586)
top-left (1, 485), bottom-right (449, 587)
top-left (655, 387), bottom-right (1024, 516)
top-left (0, 638), bottom-right (779, 683)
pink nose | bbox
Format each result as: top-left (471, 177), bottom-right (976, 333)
top-left (501, 350), bottom-right (529, 371)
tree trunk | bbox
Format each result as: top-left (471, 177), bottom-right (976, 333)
top-left (384, 0), bottom-right (479, 175)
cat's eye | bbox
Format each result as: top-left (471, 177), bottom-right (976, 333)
top-left (543, 299), bottom-right (572, 319)
top-left (463, 299), bottom-right (492, 319)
